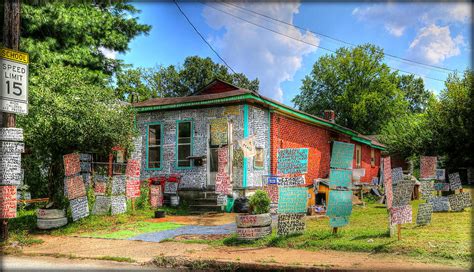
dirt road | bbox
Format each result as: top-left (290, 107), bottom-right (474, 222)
top-left (2, 255), bottom-right (159, 271)
top-left (15, 235), bottom-right (466, 271)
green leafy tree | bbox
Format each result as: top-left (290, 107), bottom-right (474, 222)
top-left (19, 1), bottom-right (150, 76)
top-left (17, 66), bottom-right (136, 207)
top-left (293, 44), bottom-right (408, 134)
top-left (115, 56), bottom-right (260, 101)
top-left (428, 70), bottom-right (473, 167)
top-left (379, 112), bottom-right (436, 159)
top-left (398, 74), bottom-right (431, 113)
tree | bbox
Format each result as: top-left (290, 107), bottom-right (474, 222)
top-left (428, 70), bottom-right (473, 167)
top-left (17, 66), bottom-right (136, 206)
top-left (292, 44), bottom-right (408, 134)
top-left (18, 1), bottom-right (150, 76)
top-left (398, 74), bottom-right (431, 113)
top-left (379, 112), bottom-right (436, 160)
top-left (115, 56), bottom-right (260, 101)
top-left (10, 1), bottom-right (150, 204)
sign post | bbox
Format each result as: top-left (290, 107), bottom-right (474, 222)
top-left (1, 0), bottom-right (24, 242)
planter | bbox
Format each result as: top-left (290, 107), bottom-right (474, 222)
top-left (236, 225), bottom-right (272, 240)
top-left (36, 209), bottom-right (67, 229)
top-left (154, 210), bottom-right (166, 218)
top-left (236, 213), bottom-right (272, 240)
top-left (36, 209), bottom-right (65, 219)
top-left (235, 213), bottom-right (272, 228)
top-left (37, 218), bottom-right (68, 230)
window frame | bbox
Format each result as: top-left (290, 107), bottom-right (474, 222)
top-left (145, 122), bottom-right (164, 171)
top-left (175, 120), bottom-right (194, 169)
top-left (355, 144), bottom-right (362, 168)
top-left (253, 147), bottom-right (264, 170)
top-left (370, 148), bottom-right (375, 168)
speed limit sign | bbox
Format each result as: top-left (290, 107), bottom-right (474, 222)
top-left (0, 48), bottom-right (29, 115)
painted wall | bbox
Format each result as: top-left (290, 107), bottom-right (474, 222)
top-left (270, 112), bottom-right (381, 184)
top-left (270, 113), bottom-right (332, 184)
top-left (135, 104), bottom-right (270, 189)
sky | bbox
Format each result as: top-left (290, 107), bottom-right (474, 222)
top-left (118, 1), bottom-right (472, 106)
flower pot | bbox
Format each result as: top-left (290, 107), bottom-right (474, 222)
top-left (36, 209), bottom-right (65, 219)
top-left (36, 209), bottom-right (67, 229)
top-left (236, 225), bottom-right (272, 240)
top-left (235, 213), bottom-right (272, 240)
top-left (235, 213), bottom-right (272, 228)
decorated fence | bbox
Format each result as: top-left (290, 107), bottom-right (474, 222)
top-left (327, 141), bottom-right (355, 231)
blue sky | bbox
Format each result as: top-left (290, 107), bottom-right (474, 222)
top-left (118, 1), bottom-right (472, 106)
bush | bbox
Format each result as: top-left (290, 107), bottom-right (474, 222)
top-left (248, 190), bottom-right (270, 215)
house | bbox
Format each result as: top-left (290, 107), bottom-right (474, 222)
top-left (132, 79), bottom-right (385, 210)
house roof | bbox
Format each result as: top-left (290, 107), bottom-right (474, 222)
top-left (133, 79), bottom-right (386, 150)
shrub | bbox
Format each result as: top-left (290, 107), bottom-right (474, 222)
top-left (248, 190), bottom-right (270, 215)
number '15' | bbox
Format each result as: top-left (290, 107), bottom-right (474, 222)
top-left (5, 81), bottom-right (22, 96)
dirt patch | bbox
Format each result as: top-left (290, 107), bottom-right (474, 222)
top-left (173, 234), bottom-right (231, 241)
top-left (145, 213), bottom-right (236, 226)
top-left (17, 235), bottom-right (464, 270)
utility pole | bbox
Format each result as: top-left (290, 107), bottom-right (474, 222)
top-left (1, 0), bottom-right (21, 242)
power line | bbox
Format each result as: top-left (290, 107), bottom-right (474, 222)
top-left (174, 0), bottom-right (237, 74)
top-left (202, 2), bottom-right (445, 82)
top-left (220, 1), bottom-right (455, 74)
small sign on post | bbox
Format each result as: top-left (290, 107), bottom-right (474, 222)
top-left (0, 48), bottom-right (29, 114)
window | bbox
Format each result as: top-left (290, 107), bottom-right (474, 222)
top-left (355, 145), bottom-right (362, 168)
top-left (176, 121), bottom-right (193, 168)
top-left (147, 124), bottom-right (162, 169)
top-left (370, 148), bottom-right (375, 167)
top-left (254, 148), bottom-right (264, 169)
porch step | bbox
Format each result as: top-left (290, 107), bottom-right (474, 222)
top-left (197, 191), bottom-right (220, 199)
top-left (191, 198), bottom-right (218, 205)
top-left (189, 204), bottom-right (224, 213)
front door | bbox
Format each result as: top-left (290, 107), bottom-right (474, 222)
top-left (207, 121), bottom-right (232, 189)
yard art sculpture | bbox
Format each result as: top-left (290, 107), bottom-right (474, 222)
top-left (420, 156), bottom-right (437, 179)
top-left (327, 141), bottom-right (355, 232)
top-left (276, 147), bottom-right (309, 236)
top-left (215, 147), bottom-right (231, 196)
top-left (238, 136), bottom-right (256, 158)
top-left (126, 160), bottom-right (140, 202)
top-left (63, 153), bottom-right (89, 221)
top-left (210, 118), bottom-right (228, 146)
top-left (390, 178), bottom-right (415, 239)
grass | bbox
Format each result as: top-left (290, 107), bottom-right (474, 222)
top-left (6, 205), bottom-right (189, 241)
top-left (80, 221), bottom-right (182, 239)
top-left (185, 197), bottom-right (472, 267)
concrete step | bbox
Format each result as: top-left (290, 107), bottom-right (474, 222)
top-left (197, 191), bottom-right (220, 199)
top-left (191, 198), bottom-right (218, 205)
top-left (189, 204), bottom-right (224, 213)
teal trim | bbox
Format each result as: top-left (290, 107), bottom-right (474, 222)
top-left (145, 122), bottom-right (163, 171)
top-left (175, 119), bottom-right (194, 169)
top-left (243, 104), bottom-right (249, 188)
top-left (267, 109), bottom-right (271, 175)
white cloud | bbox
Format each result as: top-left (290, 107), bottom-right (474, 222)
top-left (352, 2), bottom-right (472, 37)
top-left (202, 2), bottom-right (318, 101)
top-left (99, 47), bottom-right (117, 59)
top-left (409, 24), bottom-right (463, 64)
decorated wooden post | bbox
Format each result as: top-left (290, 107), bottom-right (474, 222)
top-left (1, 0), bottom-right (27, 241)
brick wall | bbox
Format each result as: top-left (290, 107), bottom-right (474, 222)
top-left (351, 142), bottom-right (380, 182)
top-left (270, 113), bottom-right (332, 184)
top-left (270, 113), bottom-right (381, 184)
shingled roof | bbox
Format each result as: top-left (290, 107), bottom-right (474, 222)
top-left (133, 79), bottom-right (385, 150)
